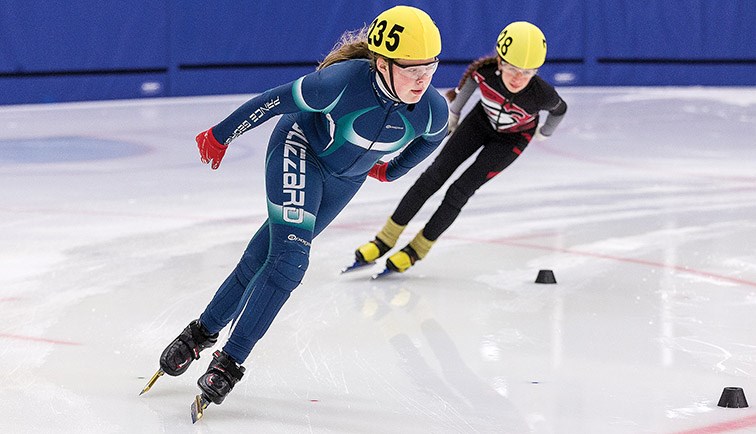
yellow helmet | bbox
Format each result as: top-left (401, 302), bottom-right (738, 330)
top-left (367, 6), bottom-right (441, 60)
top-left (496, 21), bottom-right (547, 69)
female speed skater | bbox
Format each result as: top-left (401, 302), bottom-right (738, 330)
top-left (351, 21), bottom-right (567, 275)
top-left (141, 6), bottom-right (449, 417)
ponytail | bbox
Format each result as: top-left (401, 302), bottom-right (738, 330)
top-left (318, 27), bottom-right (376, 70)
top-left (446, 55), bottom-right (499, 101)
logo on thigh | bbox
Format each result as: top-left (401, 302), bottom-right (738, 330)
top-left (282, 123), bottom-right (308, 224)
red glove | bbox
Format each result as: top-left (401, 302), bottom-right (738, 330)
top-left (196, 128), bottom-right (228, 170)
top-left (368, 161), bottom-right (389, 182)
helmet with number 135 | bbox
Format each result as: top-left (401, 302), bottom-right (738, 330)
top-left (366, 6), bottom-right (441, 104)
top-left (367, 5), bottom-right (441, 60)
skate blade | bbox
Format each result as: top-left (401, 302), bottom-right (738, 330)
top-left (191, 394), bottom-right (211, 423)
top-left (139, 369), bottom-right (164, 395)
top-left (341, 260), bottom-right (375, 274)
top-left (371, 268), bottom-right (397, 280)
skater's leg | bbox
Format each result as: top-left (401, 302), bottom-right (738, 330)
top-left (422, 136), bottom-right (526, 241)
top-left (355, 112), bottom-right (488, 265)
top-left (222, 172), bottom-right (362, 363)
top-left (199, 222), bottom-right (270, 334)
top-left (387, 131), bottom-right (529, 272)
top-left (156, 218), bottom-right (271, 379)
top-left (389, 121), bottom-right (482, 226)
top-left (196, 121), bottom-right (362, 404)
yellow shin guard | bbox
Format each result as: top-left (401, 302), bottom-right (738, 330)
top-left (376, 218), bottom-right (406, 248)
top-left (408, 231), bottom-right (435, 260)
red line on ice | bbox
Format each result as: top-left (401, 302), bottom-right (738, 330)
top-left (446, 235), bottom-right (756, 289)
top-left (0, 333), bottom-right (81, 346)
top-left (674, 414), bottom-right (756, 434)
top-left (331, 226), bottom-right (756, 289)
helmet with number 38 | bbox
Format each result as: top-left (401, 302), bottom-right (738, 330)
top-left (367, 6), bottom-right (441, 60)
top-left (496, 21), bottom-right (547, 69)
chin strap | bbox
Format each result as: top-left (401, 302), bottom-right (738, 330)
top-left (376, 60), bottom-right (407, 104)
top-left (375, 60), bottom-right (417, 111)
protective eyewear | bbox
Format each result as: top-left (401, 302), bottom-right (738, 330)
top-left (392, 59), bottom-right (439, 80)
top-left (500, 60), bottom-right (538, 78)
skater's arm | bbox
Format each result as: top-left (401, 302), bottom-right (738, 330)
top-left (448, 78), bottom-right (477, 117)
top-left (196, 62), bottom-right (360, 170)
top-left (210, 61), bottom-right (359, 145)
top-left (446, 79), bottom-right (476, 134)
top-left (383, 91), bottom-right (448, 181)
top-left (538, 89), bottom-right (567, 137)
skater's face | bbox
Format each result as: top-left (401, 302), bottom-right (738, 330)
top-left (498, 59), bottom-right (537, 93)
top-left (377, 57), bottom-right (438, 104)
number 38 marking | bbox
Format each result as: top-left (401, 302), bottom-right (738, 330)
top-left (368, 20), bottom-right (405, 52)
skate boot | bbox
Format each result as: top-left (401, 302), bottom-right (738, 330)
top-left (197, 350), bottom-right (246, 405)
top-left (386, 245), bottom-right (420, 273)
top-left (159, 319), bottom-right (219, 376)
top-left (355, 237), bottom-right (392, 264)
top-left (342, 219), bottom-right (406, 274)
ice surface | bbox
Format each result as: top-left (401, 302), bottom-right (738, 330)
top-left (1, 88), bottom-right (755, 433)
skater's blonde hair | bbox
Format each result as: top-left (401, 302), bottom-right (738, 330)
top-left (318, 27), bottom-right (376, 70)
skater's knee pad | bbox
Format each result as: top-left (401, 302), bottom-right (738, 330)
top-left (236, 253), bottom-right (265, 284)
top-left (443, 183), bottom-right (474, 211)
top-left (270, 249), bottom-right (309, 291)
top-left (417, 169), bottom-right (447, 193)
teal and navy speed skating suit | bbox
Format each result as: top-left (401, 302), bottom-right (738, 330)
top-left (198, 59), bottom-right (448, 363)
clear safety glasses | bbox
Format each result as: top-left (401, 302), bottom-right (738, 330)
top-left (392, 59), bottom-right (439, 80)
top-left (499, 60), bottom-right (538, 78)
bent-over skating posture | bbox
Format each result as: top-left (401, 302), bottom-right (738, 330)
top-left (141, 6), bottom-right (448, 420)
top-left (352, 21), bottom-right (567, 275)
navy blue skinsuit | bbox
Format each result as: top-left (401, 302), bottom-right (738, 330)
top-left (197, 59), bottom-right (448, 363)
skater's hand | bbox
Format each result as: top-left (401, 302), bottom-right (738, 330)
top-left (368, 161), bottom-right (389, 182)
top-left (532, 126), bottom-right (549, 142)
top-left (447, 112), bottom-right (459, 135)
top-left (196, 128), bottom-right (228, 170)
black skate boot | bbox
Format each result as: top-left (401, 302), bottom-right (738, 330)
top-left (159, 319), bottom-right (219, 376)
top-left (197, 350), bottom-right (245, 405)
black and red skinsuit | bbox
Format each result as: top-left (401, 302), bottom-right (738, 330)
top-left (390, 60), bottom-right (567, 240)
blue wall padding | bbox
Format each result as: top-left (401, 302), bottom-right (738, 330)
top-left (0, 0), bottom-right (754, 104)
top-left (0, 0), bottom-right (167, 73)
top-left (593, 0), bottom-right (754, 59)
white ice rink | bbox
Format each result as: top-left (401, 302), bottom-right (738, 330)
top-left (1, 87), bottom-right (755, 433)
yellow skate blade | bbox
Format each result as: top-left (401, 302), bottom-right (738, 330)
top-left (139, 369), bottom-right (164, 395)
